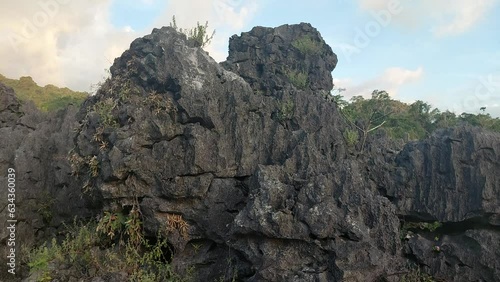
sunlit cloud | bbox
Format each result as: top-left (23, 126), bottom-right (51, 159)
top-left (333, 66), bottom-right (424, 99)
top-left (0, 0), bottom-right (260, 91)
top-left (356, 0), bottom-right (499, 36)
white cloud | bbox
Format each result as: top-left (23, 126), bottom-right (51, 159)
top-left (430, 0), bottom-right (497, 37)
top-left (333, 66), bottom-right (424, 99)
top-left (0, 0), bottom-right (138, 91)
top-left (141, 0), bottom-right (156, 5)
top-left (447, 73), bottom-right (500, 117)
top-left (123, 26), bottom-right (135, 33)
top-left (356, 0), bottom-right (499, 36)
top-left (0, 0), bottom-right (259, 92)
top-left (358, 0), bottom-right (390, 10)
top-left (384, 66), bottom-right (423, 86)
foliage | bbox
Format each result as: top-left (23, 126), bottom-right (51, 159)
top-left (36, 192), bottom-right (55, 223)
top-left (400, 221), bottom-right (442, 241)
top-left (403, 221), bottom-right (442, 232)
top-left (343, 129), bottom-right (359, 148)
top-left (286, 69), bottom-right (308, 89)
top-left (0, 73), bottom-right (88, 112)
top-left (27, 239), bottom-right (59, 282)
top-left (340, 90), bottom-right (392, 153)
top-left (332, 94), bottom-right (348, 109)
top-left (163, 213), bottom-right (190, 240)
top-left (147, 91), bottom-right (178, 117)
top-left (277, 100), bottom-right (295, 121)
top-left (68, 151), bottom-right (101, 180)
top-left (292, 36), bottom-right (322, 56)
top-left (334, 89), bottom-right (500, 145)
top-left (88, 155), bottom-right (99, 178)
top-left (27, 207), bottom-right (192, 281)
top-left (96, 211), bottom-right (126, 240)
top-left (170, 16), bottom-right (215, 48)
top-left (68, 151), bottom-right (85, 176)
top-left (125, 205), bottom-right (143, 248)
top-left (93, 98), bottom-right (118, 128)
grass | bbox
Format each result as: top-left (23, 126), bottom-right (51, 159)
top-left (27, 206), bottom-right (192, 281)
top-left (0, 73), bottom-right (88, 112)
top-left (343, 129), bottom-right (359, 148)
top-left (403, 221), bottom-right (442, 233)
top-left (277, 100), bottom-right (294, 121)
top-left (291, 36), bottom-right (322, 56)
top-left (93, 98), bottom-right (118, 128)
top-left (286, 69), bottom-right (308, 90)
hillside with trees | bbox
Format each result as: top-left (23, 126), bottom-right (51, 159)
top-left (0, 74), bottom-right (88, 112)
top-left (334, 89), bottom-right (500, 144)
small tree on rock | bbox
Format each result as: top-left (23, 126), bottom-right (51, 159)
top-left (169, 16), bottom-right (215, 48)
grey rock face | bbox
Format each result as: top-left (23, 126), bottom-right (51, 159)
top-left (0, 83), bottom-right (96, 280)
top-left (378, 126), bottom-right (500, 281)
top-left (71, 24), bottom-right (402, 281)
top-left (222, 22), bottom-right (338, 94)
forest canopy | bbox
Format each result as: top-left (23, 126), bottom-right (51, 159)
top-left (333, 89), bottom-right (500, 142)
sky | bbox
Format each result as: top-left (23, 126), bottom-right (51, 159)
top-left (0, 0), bottom-right (499, 117)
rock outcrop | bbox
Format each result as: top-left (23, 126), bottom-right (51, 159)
top-left (0, 22), bottom-right (498, 282)
top-left (0, 84), bottom-right (97, 280)
top-left (373, 126), bottom-right (500, 281)
top-left (222, 23), bottom-right (337, 94)
top-left (70, 23), bottom-right (401, 281)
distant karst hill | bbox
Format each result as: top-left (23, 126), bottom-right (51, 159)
top-left (0, 74), bottom-right (88, 112)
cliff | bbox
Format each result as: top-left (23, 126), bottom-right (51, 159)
top-left (0, 23), bottom-right (499, 282)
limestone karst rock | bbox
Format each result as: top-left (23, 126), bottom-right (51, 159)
top-left (0, 23), bottom-right (498, 281)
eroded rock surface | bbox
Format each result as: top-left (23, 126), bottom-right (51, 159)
top-left (68, 23), bottom-right (402, 281)
top-left (0, 84), bottom-right (96, 280)
top-left (373, 126), bottom-right (500, 281)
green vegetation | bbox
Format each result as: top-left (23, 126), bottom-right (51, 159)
top-left (27, 206), bottom-right (192, 281)
top-left (343, 128), bottom-right (359, 148)
top-left (292, 36), bottom-right (322, 56)
top-left (68, 151), bottom-right (85, 177)
top-left (93, 98), bottom-right (118, 128)
top-left (400, 221), bottom-right (442, 241)
top-left (277, 99), bottom-right (295, 121)
top-left (170, 16), bottom-right (215, 48)
top-left (36, 192), bottom-right (55, 224)
top-left (286, 69), bottom-right (308, 89)
top-left (339, 90), bottom-right (391, 153)
top-left (402, 221), bottom-right (442, 233)
top-left (147, 90), bottom-right (178, 117)
top-left (0, 74), bottom-right (88, 112)
top-left (88, 155), bottom-right (99, 178)
top-left (334, 89), bottom-right (500, 147)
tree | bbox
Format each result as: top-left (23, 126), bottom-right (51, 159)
top-left (341, 90), bottom-right (393, 153)
top-left (169, 16), bottom-right (215, 48)
top-left (336, 90), bottom-right (500, 151)
top-left (331, 86), bottom-right (348, 108)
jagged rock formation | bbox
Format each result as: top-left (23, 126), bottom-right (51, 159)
top-left (222, 24), bottom-right (337, 93)
top-left (371, 126), bottom-right (500, 281)
top-left (0, 23), bottom-right (499, 281)
top-left (72, 23), bottom-right (402, 281)
top-left (0, 84), bottom-right (96, 280)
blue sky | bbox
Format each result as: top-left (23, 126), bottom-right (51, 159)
top-left (1, 0), bottom-right (499, 116)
